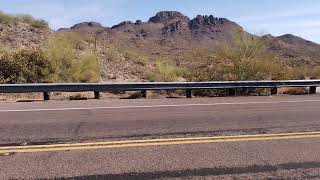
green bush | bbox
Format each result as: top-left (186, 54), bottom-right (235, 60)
top-left (44, 35), bottom-right (76, 82)
top-left (70, 52), bottom-right (100, 82)
top-left (149, 60), bottom-right (190, 82)
top-left (194, 34), bottom-right (289, 81)
top-left (0, 11), bottom-right (48, 28)
top-left (44, 34), bottom-right (100, 82)
top-left (0, 38), bottom-right (100, 83)
top-left (0, 49), bottom-right (53, 83)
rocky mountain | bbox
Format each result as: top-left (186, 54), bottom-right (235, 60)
top-left (59, 11), bottom-right (244, 51)
top-left (263, 34), bottom-right (320, 66)
top-left (61, 11), bottom-right (320, 67)
top-left (1, 11), bottom-right (320, 81)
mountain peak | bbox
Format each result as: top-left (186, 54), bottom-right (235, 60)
top-left (111, 21), bottom-right (134, 29)
top-left (148, 11), bottom-right (189, 23)
top-left (278, 34), bottom-right (303, 40)
top-left (189, 15), bottom-right (232, 29)
top-left (276, 34), bottom-right (318, 47)
top-left (71, 21), bottom-right (104, 29)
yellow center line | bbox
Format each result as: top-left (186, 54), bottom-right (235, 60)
top-left (1, 131), bottom-right (320, 154)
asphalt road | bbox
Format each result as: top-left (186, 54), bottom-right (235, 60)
top-left (1, 95), bottom-right (320, 179)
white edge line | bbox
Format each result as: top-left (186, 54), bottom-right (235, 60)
top-left (0, 100), bottom-right (320, 112)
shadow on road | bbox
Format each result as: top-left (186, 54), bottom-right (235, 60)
top-left (58, 161), bottom-right (320, 180)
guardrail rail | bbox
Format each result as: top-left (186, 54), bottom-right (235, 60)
top-left (0, 80), bottom-right (319, 100)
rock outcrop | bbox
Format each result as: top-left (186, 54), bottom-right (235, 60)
top-left (71, 22), bottom-right (104, 29)
top-left (189, 15), bottom-right (229, 29)
top-left (111, 21), bottom-right (134, 29)
top-left (148, 11), bottom-right (189, 23)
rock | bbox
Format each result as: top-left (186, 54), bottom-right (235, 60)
top-left (135, 20), bottom-right (143, 25)
top-left (189, 15), bottom-right (228, 29)
top-left (111, 21), bottom-right (133, 29)
top-left (71, 21), bottom-right (104, 29)
top-left (162, 21), bottom-right (183, 33)
top-left (149, 11), bottom-right (189, 23)
top-left (20, 142), bottom-right (28, 146)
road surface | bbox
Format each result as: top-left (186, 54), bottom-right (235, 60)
top-left (1, 95), bottom-right (320, 179)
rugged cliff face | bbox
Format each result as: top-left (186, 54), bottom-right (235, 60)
top-left (105, 11), bottom-right (244, 46)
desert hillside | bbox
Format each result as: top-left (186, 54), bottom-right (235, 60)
top-left (1, 11), bottom-right (320, 83)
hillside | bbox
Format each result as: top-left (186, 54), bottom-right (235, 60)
top-left (263, 34), bottom-right (320, 67)
top-left (1, 11), bottom-right (320, 82)
top-left (61, 11), bottom-right (245, 58)
top-left (0, 21), bottom-right (52, 49)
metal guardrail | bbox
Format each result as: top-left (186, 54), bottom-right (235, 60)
top-left (0, 80), bottom-right (319, 100)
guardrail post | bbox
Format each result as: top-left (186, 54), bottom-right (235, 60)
top-left (94, 91), bottom-right (100, 99)
top-left (228, 89), bottom-right (236, 96)
top-left (186, 89), bottom-right (192, 98)
top-left (310, 86), bottom-right (317, 94)
top-left (43, 92), bottom-right (50, 101)
top-left (271, 88), bottom-right (278, 95)
top-left (141, 90), bottom-right (147, 98)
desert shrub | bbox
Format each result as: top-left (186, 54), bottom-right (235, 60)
top-left (0, 11), bottom-right (48, 28)
top-left (106, 46), bottom-right (122, 62)
top-left (194, 34), bottom-right (289, 81)
top-left (70, 52), bottom-right (100, 82)
top-left (306, 66), bottom-right (320, 79)
top-left (0, 33), bottom-right (100, 83)
top-left (286, 66), bottom-right (320, 80)
top-left (148, 60), bottom-right (190, 82)
top-left (44, 35), bottom-right (100, 82)
top-left (44, 35), bottom-right (76, 82)
top-left (0, 49), bottom-right (53, 83)
top-left (16, 14), bottom-right (48, 28)
top-left (124, 50), bottom-right (149, 66)
top-left (287, 67), bottom-right (308, 80)
top-left (0, 11), bottom-right (15, 24)
top-left (59, 32), bottom-right (86, 50)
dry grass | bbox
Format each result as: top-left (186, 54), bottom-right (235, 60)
top-left (69, 93), bottom-right (88, 100)
top-left (279, 87), bottom-right (308, 95)
top-left (0, 11), bottom-right (48, 28)
top-left (0, 93), bottom-right (43, 102)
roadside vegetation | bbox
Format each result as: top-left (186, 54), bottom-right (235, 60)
top-left (148, 60), bottom-right (190, 82)
top-left (0, 11), bottom-right (48, 28)
top-left (0, 34), bottom-right (100, 83)
top-left (0, 49), bottom-right (53, 83)
top-left (0, 30), bottom-right (319, 86)
top-left (147, 34), bottom-right (320, 82)
top-left (124, 50), bottom-right (149, 66)
top-left (192, 35), bottom-right (289, 81)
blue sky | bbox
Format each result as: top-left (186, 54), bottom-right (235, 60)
top-left (1, 0), bottom-right (320, 43)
